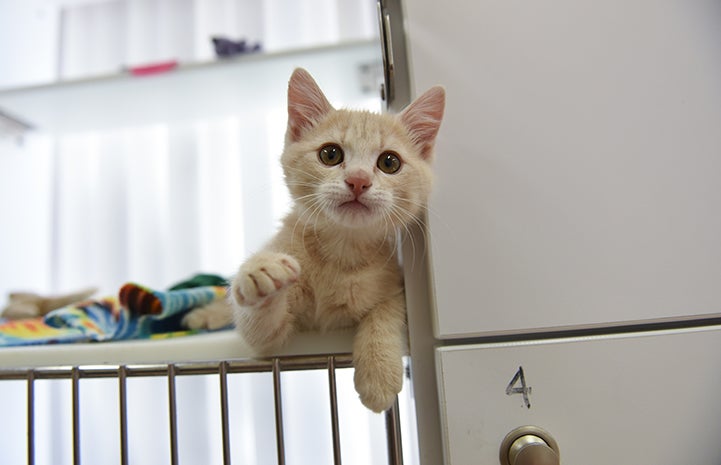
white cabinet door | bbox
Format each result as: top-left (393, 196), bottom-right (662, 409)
top-left (436, 326), bottom-right (721, 464)
top-left (401, 0), bottom-right (721, 338)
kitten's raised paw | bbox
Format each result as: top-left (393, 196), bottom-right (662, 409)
top-left (231, 252), bottom-right (300, 307)
top-left (182, 300), bottom-right (234, 330)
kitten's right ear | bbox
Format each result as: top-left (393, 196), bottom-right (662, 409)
top-left (287, 68), bottom-right (334, 142)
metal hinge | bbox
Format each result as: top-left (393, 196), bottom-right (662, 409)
top-left (377, 0), bottom-right (395, 107)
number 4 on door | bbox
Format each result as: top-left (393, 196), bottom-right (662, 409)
top-left (506, 366), bottom-right (532, 409)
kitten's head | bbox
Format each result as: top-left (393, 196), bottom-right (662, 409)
top-left (281, 68), bottom-right (445, 232)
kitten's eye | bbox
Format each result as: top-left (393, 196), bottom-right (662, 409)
top-left (318, 144), bottom-right (344, 166)
top-left (377, 152), bottom-right (402, 174)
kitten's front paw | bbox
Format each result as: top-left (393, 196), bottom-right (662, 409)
top-left (231, 252), bottom-right (300, 307)
top-left (353, 356), bottom-right (403, 413)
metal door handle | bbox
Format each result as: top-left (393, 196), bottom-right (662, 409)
top-left (500, 426), bottom-right (560, 465)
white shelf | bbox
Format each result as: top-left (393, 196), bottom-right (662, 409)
top-left (0, 328), bottom-right (356, 369)
top-left (0, 40), bottom-right (381, 135)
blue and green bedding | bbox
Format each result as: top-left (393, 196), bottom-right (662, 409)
top-left (0, 283), bottom-right (229, 347)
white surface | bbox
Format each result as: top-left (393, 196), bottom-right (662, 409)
top-left (0, 41), bottom-right (381, 135)
top-left (0, 329), bottom-right (355, 369)
top-left (403, 0), bottom-right (721, 338)
top-left (436, 325), bottom-right (721, 464)
top-left (0, 2), bottom-right (59, 89)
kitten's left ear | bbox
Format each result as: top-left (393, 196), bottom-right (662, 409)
top-left (287, 68), bottom-right (334, 142)
top-left (399, 86), bottom-right (446, 160)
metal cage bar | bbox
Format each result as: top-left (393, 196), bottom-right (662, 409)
top-left (0, 354), bottom-right (356, 381)
top-left (0, 353), bottom-right (406, 464)
top-left (272, 358), bottom-right (286, 465)
top-left (118, 366), bottom-right (129, 465)
top-left (71, 367), bottom-right (81, 465)
top-left (385, 397), bottom-right (404, 465)
top-left (327, 356), bottom-right (342, 465)
top-left (219, 361), bottom-right (232, 465)
top-left (167, 364), bottom-right (179, 465)
top-left (26, 370), bottom-right (35, 465)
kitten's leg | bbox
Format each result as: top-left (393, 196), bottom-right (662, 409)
top-left (352, 292), bottom-right (406, 413)
top-left (182, 299), bottom-right (234, 330)
top-left (230, 251), bottom-right (301, 352)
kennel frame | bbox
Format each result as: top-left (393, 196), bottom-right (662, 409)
top-left (0, 332), bottom-right (405, 465)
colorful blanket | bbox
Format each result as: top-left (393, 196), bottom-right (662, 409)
top-left (0, 283), bottom-right (228, 347)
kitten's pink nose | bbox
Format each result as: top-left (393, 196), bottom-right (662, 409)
top-left (345, 174), bottom-right (372, 198)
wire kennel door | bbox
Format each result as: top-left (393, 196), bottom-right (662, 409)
top-left (0, 354), bottom-right (404, 465)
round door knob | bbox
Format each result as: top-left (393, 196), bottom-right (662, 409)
top-left (500, 426), bottom-right (560, 465)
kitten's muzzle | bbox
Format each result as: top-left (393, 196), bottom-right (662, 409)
top-left (345, 174), bottom-right (372, 198)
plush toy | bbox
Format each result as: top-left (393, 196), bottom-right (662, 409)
top-left (1, 287), bottom-right (97, 320)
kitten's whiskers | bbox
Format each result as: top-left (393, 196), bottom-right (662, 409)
top-left (284, 165), bottom-right (325, 184)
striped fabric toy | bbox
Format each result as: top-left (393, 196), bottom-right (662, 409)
top-left (0, 284), bottom-right (228, 347)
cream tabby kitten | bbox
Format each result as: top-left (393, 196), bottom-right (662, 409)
top-left (187, 68), bottom-right (444, 412)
